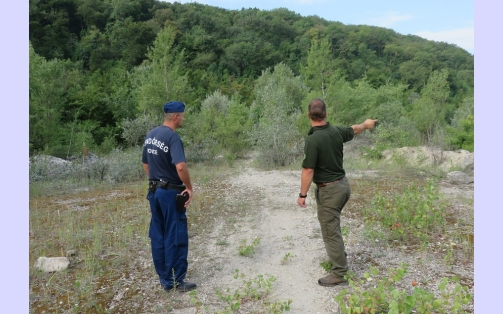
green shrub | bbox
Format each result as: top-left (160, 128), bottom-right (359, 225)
top-left (447, 115), bottom-right (474, 152)
top-left (121, 113), bottom-right (162, 147)
top-left (101, 147), bottom-right (144, 183)
top-left (29, 155), bottom-right (74, 182)
top-left (335, 265), bottom-right (472, 314)
top-left (362, 179), bottom-right (446, 246)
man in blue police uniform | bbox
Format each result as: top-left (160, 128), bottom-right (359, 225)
top-left (297, 98), bottom-right (377, 287)
top-left (142, 101), bottom-right (196, 292)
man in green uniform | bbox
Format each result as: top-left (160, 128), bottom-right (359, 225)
top-left (297, 98), bottom-right (378, 286)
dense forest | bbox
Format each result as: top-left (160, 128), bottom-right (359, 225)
top-left (29, 0), bottom-right (474, 165)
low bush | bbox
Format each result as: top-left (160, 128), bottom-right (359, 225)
top-left (335, 265), bottom-right (472, 314)
top-left (362, 179), bottom-right (447, 246)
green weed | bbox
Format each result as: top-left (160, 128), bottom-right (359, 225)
top-left (320, 260), bottom-right (332, 273)
top-left (217, 239), bottom-right (230, 246)
top-left (281, 252), bottom-right (297, 265)
top-left (341, 226), bottom-right (350, 239)
top-left (215, 270), bottom-right (292, 313)
top-left (443, 245), bottom-right (455, 268)
top-left (238, 237), bottom-right (261, 257)
top-left (280, 235), bottom-right (295, 250)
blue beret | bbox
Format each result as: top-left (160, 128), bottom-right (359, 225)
top-left (163, 101), bottom-right (185, 113)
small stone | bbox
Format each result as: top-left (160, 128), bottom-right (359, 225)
top-left (447, 171), bottom-right (474, 184)
top-left (34, 257), bottom-right (70, 273)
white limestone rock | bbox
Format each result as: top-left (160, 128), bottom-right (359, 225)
top-left (447, 171), bottom-right (474, 184)
top-left (34, 257), bottom-right (70, 273)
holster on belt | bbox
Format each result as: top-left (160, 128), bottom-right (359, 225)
top-left (175, 192), bottom-right (189, 213)
top-left (148, 180), bottom-right (158, 194)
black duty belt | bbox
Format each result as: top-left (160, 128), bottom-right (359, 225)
top-left (316, 177), bottom-right (344, 188)
top-left (149, 180), bottom-right (186, 191)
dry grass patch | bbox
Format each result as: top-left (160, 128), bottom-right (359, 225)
top-left (29, 160), bottom-right (263, 313)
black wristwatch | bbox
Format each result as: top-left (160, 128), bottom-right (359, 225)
top-left (299, 193), bottom-right (307, 198)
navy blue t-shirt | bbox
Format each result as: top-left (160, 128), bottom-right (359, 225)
top-left (142, 126), bottom-right (186, 184)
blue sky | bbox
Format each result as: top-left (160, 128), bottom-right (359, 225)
top-left (162, 0), bottom-right (474, 54)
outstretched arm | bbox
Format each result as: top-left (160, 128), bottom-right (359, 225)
top-left (351, 119), bottom-right (378, 135)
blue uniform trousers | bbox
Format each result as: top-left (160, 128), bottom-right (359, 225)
top-left (147, 188), bottom-right (189, 289)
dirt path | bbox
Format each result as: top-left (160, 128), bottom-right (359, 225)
top-left (190, 166), bottom-right (345, 313)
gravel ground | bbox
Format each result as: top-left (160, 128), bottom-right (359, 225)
top-left (29, 146), bottom-right (474, 314)
top-left (180, 158), bottom-right (474, 314)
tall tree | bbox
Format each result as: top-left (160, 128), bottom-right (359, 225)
top-left (410, 69), bottom-right (450, 140)
top-left (300, 37), bottom-right (339, 97)
top-left (181, 90), bottom-right (251, 162)
top-left (446, 96), bottom-right (474, 151)
top-left (132, 26), bottom-right (192, 114)
top-left (250, 63), bottom-right (308, 166)
top-left (29, 43), bottom-right (82, 154)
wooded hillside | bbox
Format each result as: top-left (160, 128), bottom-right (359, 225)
top-left (29, 0), bottom-right (474, 162)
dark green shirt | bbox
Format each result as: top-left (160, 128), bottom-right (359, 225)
top-left (301, 122), bottom-right (354, 184)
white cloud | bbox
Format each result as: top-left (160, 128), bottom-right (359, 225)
top-left (365, 12), bottom-right (413, 28)
top-left (416, 27), bottom-right (474, 53)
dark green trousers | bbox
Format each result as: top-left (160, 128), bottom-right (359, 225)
top-left (315, 177), bottom-right (351, 278)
